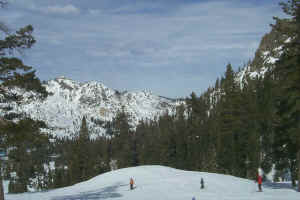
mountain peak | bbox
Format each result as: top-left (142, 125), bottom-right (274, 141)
top-left (0, 77), bottom-right (181, 138)
top-left (55, 76), bottom-right (73, 81)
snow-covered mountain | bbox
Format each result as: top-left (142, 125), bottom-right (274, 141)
top-left (4, 165), bottom-right (299, 200)
top-left (208, 28), bottom-right (287, 104)
top-left (0, 77), bottom-right (182, 138)
top-left (236, 28), bottom-right (289, 85)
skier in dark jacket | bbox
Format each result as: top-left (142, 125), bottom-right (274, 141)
top-left (200, 178), bottom-right (204, 189)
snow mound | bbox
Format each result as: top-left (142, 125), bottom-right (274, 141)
top-left (4, 165), bottom-right (299, 200)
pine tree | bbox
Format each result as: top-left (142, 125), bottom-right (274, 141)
top-left (185, 92), bottom-right (201, 170)
top-left (173, 104), bottom-right (188, 169)
top-left (240, 76), bottom-right (262, 179)
top-left (110, 110), bottom-right (135, 168)
top-left (1, 118), bottom-right (50, 193)
top-left (217, 64), bottom-right (240, 175)
top-left (0, 3), bottom-right (48, 197)
top-left (273, 0), bottom-right (300, 191)
top-left (136, 120), bottom-right (160, 165)
top-left (72, 116), bottom-right (91, 182)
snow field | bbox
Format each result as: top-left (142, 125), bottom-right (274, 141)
top-left (4, 165), bottom-right (299, 200)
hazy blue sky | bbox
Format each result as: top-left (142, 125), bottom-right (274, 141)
top-left (1, 0), bottom-right (285, 98)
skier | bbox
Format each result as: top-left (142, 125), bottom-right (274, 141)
top-left (192, 197), bottom-right (196, 200)
top-left (200, 178), bottom-right (204, 189)
top-left (130, 178), bottom-right (134, 190)
top-left (257, 174), bottom-right (262, 192)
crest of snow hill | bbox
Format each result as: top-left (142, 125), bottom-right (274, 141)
top-left (0, 26), bottom-right (287, 139)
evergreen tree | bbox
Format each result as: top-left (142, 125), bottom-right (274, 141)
top-left (136, 120), bottom-right (160, 165)
top-left (68, 116), bottom-right (92, 183)
top-left (240, 76), bottom-right (261, 179)
top-left (273, 0), bottom-right (300, 191)
top-left (110, 110), bottom-right (136, 168)
top-left (158, 112), bottom-right (176, 166)
top-left (0, 3), bottom-right (48, 197)
top-left (185, 92), bottom-right (201, 170)
top-left (77, 116), bottom-right (91, 181)
top-left (217, 64), bottom-right (242, 175)
top-left (173, 104), bottom-right (188, 169)
top-left (2, 119), bottom-right (50, 193)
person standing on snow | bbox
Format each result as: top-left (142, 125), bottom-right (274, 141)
top-left (130, 178), bottom-right (134, 190)
top-left (200, 178), bottom-right (205, 189)
top-left (257, 174), bottom-right (262, 192)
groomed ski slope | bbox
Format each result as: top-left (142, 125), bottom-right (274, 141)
top-left (4, 165), bottom-right (299, 200)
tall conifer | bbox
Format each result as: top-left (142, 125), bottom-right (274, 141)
top-left (273, 0), bottom-right (300, 191)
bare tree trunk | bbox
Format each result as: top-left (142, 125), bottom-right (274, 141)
top-left (298, 150), bottom-right (300, 192)
top-left (0, 161), bottom-right (4, 200)
top-left (290, 161), bottom-right (297, 187)
top-left (0, 178), bottom-right (4, 200)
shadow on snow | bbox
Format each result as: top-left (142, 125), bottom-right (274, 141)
top-left (51, 184), bottom-right (123, 200)
top-left (263, 181), bottom-right (298, 191)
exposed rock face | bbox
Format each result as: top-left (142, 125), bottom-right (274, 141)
top-left (236, 27), bottom-right (288, 84)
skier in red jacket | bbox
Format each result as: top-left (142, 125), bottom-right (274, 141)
top-left (257, 175), bottom-right (262, 192)
top-left (130, 178), bottom-right (134, 190)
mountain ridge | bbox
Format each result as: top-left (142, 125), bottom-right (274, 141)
top-left (0, 77), bottom-right (183, 138)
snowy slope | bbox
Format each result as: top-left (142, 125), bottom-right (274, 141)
top-left (236, 48), bottom-right (280, 87)
top-left (0, 77), bottom-right (182, 138)
top-left (236, 35), bottom-right (289, 85)
top-left (4, 165), bottom-right (299, 200)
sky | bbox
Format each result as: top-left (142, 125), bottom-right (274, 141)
top-left (0, 0), bottom-right (286, 98)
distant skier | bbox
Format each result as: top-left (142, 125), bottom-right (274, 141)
top-left (257, 174), bottom-right (262, 192)
top-left (200, 178), bottom-right (204, 189)
top-left (130, 178), bottom-right (134, 190)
